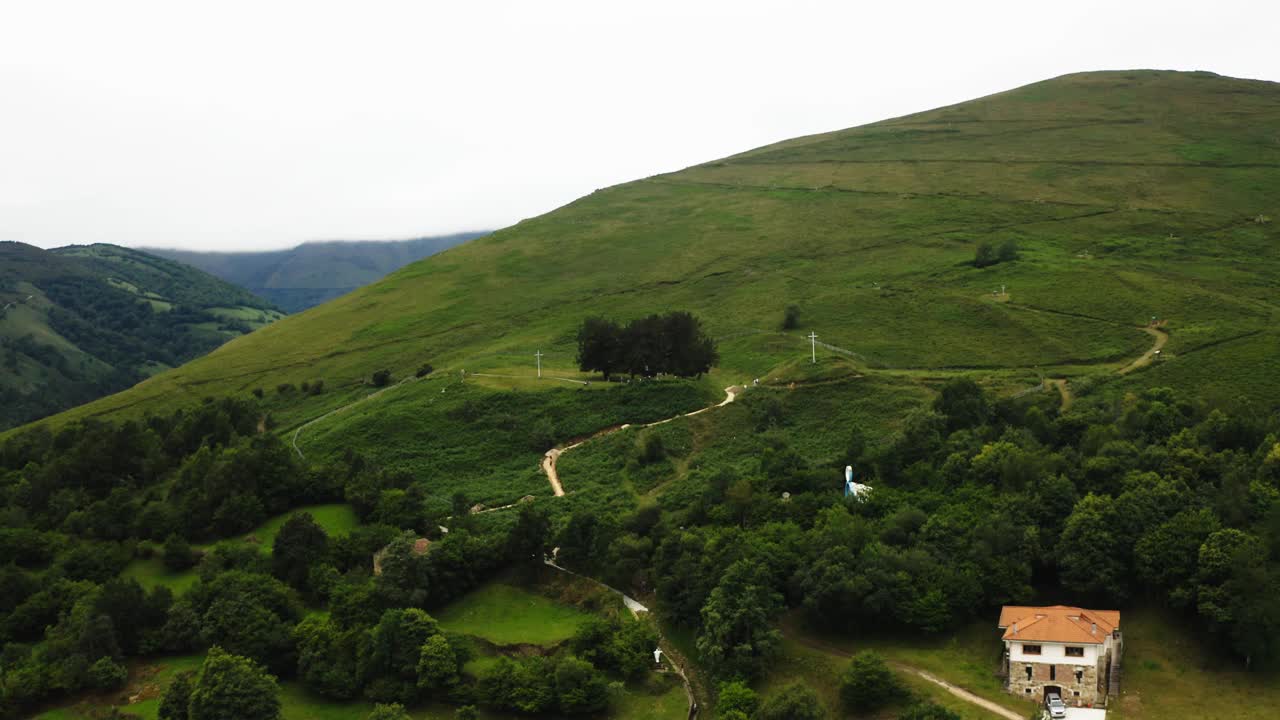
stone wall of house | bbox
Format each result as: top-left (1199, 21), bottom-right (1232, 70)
top-left (1006, 661), bottom-right (1103, 706)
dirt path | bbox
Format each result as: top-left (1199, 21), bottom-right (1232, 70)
top-left (290, 374), bottom-right (431, 458)
top-left (1046, 378), bottom-right (1072, 412)
top-left (540, 385), bottom-right (740, 496)
top-left (786, 627), bottom-right (1024, 720)
top-left (1118, 325), bottom-right (1168, 375)
top-left (543, 557), bottom-right (699, 716)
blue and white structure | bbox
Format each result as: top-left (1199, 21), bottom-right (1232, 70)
top-left (844, 465), bottom-right (872, 501)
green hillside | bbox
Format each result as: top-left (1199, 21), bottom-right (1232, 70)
top-left (0, 242), bottom-right (282, 429)
top-left (148, 233), bottom-right (487, 312)
top-left (7, 70), bottom-right (1280, 720)
top-left (37, 70), bottom-right (1279, 433)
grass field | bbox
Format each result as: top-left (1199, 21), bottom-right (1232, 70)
top-left (1109, 607), bottom-right (1280, 720)
top-left (119, 504), bottom-right (359, 593)
top-left (435, 582), bottom-right (594, 646)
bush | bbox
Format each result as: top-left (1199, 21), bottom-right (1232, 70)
top-left (309, 380), bottom-right (324, 395)
top-left (839, 651), bottom-right (901, 712)
top-left (300, 382), bottom-right (311, 393)
top-left (365, 704), bottom-right (410, 720)
top-left (251, 388), bottom-right (264, 399)
top-left (974, 241), bottom-right (997, 268)
top-left (899, 702), bottom-right (962, 720)
top-left (638, 433), bottom-right (666, 465)
top-left (276, 383), bottom-right (294, 395)
top-left (89, 657), bottom-right (129, 690)
top-left (997, 239), bottom-right (1019, 262)
top-left (416, 364), bottom-right (434, 378)
top-left (163, 534), bottom-right (197, 571)
top-left (782, 305), bottom-right (801, 330)
top-left (757, 682), bottom-right (825, 720)
top-left (717, 680), bottom-right (758, 715)
top-left (371, 370), bottom-right (392, 387)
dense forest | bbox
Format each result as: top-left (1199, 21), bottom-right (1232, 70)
top-left (0, 242), bottom-right (281, 430)
top-left (2, 379), bottom-right (1278, 717)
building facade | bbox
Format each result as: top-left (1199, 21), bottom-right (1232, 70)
top-left (998, 605), bottom-right (1122, 707)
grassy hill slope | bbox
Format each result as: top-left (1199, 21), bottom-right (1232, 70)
top-left (148, 233), bottom-right (487, 312)
top-left (26, 70), bottom-right (1280, 434)
top-left (0, 242), bottom-right (282, 429)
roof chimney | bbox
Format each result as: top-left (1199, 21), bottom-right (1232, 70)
top-left (1011, 622), bottom-right (1017, 635)
top-left (1091, 622), bottom-right (1097, 635)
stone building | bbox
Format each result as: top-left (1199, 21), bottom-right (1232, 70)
top-left (998, 605), bottom-right (1122, 707)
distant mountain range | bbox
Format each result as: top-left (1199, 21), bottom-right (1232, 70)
top-left (0, 242), bottom-right (282, 430)
top-left (147, 233), bottom-right (487, 312)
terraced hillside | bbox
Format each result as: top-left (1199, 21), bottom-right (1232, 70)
top-left (25, 70), bottom-right (1280, 433)
top-left (0, 242), bottom-right (282, 429)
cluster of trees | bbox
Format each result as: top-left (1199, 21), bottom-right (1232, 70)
top-left (576, 311), bottom-right (718, 380)
top-left (0, 394), bottom-right (559, 717)
top-left (973, 239), bottom-right (1019, 268)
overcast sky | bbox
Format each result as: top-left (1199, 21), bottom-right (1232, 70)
top-left (2, 1), bottom-right (1277, 251)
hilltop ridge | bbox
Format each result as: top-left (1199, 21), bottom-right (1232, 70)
top-left (148, 232), bottom-right (487, 312)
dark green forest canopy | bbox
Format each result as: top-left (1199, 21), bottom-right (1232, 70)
top-left (0, 242), bottom-right (282, 431)
top-left (2, 377), bottom-right (1279, 717)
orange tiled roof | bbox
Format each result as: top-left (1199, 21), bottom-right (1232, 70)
top-left (998, 605), bottom-right (1119, 645)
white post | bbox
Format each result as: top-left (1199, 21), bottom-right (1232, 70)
top-left (808, 332), bottom-right (818, 364)
top-left (535, 350), bottom-right (543, 379)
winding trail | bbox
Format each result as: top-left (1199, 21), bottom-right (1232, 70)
top-left (1046, 378), bottom-right (1073, 412)
top-left (540, 386), bottom-right (741, 496)
top-left (1118, 325), bottom-right (1169, 375)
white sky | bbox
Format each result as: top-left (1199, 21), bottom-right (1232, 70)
top-left (2, 0), bottom-right (1277, 251)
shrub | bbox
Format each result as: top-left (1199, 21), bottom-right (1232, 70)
top-left (782, 304), bottom-right (801, 330)
top-left (997, 239), bottom-right (1019, 262)
top-left (251, 388), bottom-right (264, 399)
top-left (638, 433), bottom-right (666, 465)
top-left (89, 657), bottom-right (129, 690)
top-left (310, 380), bottom-right (324, 395)
top-left (276, 383), bottom-right (294, 395)
top-left (371, 370), bottom-right (392, 387)
top-left (416, 364), bottom-right (434, 378)
top-left (718, 680), bottom-right (758, 715)
top-left (974, 241), bottom-right (997, 268)
top-left (300, 382), bottom-right (311, 393)
top-left (899, 702), bottom-right (962, 720)
top-left (839, 651), bottom-right (901, 712)
top-left (365, 704), bottom-right (410, 720)
top-left (163, 534), bottom-right (198, 571)
top-left (757, 682), bottom-right (825, 720)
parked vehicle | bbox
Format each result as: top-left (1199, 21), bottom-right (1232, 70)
top-left (1045, 692), bottom-right (1068, 719)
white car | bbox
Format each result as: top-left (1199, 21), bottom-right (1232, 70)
top-left (1045, 692), bottom-right (1068, 719)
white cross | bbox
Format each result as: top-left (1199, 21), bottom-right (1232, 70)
top-left (808, 332), bottom-right (818, 364)
top-left (535, 350), bottom-right (543, 379)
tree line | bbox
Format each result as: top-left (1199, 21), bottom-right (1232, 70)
top-left (576, 311), bottom-right (718, 380)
